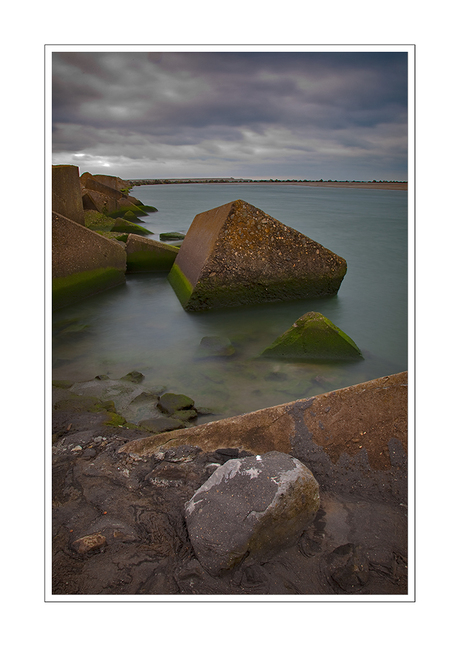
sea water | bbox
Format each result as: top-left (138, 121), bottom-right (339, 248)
top-left (52, 184), bottom-right (408, 420)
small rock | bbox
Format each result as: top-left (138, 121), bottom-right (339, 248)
top-left (157, 392), bottom-right (195, 415)
top-left (197, 336), bottom-right (236, 358)
top-left (162, 446), bottom-right (202, 463)
top-left (71, 532), bottom-right (107, 554)
top-left (171, 408), bottom-right (198, 422)
top-left (120, 371), bottom-right (145, 384)
top-left (159, 231), bottom-right (185, 241)
top-left (324, 543), bottom-right (369, 592)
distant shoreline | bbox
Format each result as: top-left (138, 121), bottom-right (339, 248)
top-left (257, 181), bottom-right (407, 190)
top-left (129, 179), bottom-right (407, 191)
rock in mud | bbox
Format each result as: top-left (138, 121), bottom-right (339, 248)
top-left (71, 532), bottom-right (107, 554)
top-left (184, 451), bottom-right (320, 576)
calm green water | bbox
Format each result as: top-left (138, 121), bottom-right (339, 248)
top-left (52, 184), bottom-right (408, 420)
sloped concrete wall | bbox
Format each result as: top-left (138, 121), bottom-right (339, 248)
top-left (120, 371), bottom-right (408, 501)
top-left (52, 165), bottom-right (85, 225)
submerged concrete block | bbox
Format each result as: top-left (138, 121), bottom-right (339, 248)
top-left (168, 200), bottom-right (347, 311)
top-left (52, 212), bottom-right (126, 309)
top-left (52, 165), bottom-right (85, 225)
top-left (125, 234), bottom-right (178, 272)
top-left (261, 311), bottom-right (363, 360)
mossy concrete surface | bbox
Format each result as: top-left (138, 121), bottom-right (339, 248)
top-left (105, 204), bottom-right (152, 219)
top-left (168, 200), bottom-right (347, 311)
top-left (160, 232), bottom-right (186, 241)
top-left (52, 212), bottom-right (126, 309)
top-left (53, 267), bottom-right (126, 310)
top-left (261, 311), bottom-right (363, 360)
top-left (168, 263), bottom-right (194, 307)
top-left (110, 217), bottom-right (153, 235)
top-left (125, 234), bottom-right (178, 272)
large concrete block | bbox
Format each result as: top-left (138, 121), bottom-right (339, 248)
top-left (168, 200), bottom-right (347, 311)
top-left (92, 174), bottom-right (132, 191)
top-left (84, 176), bottom-right (124, 201)
top-left (125, 234), bottom-right (178, 272)
top-left (52, 165), bottom-right (84, 225)
top-left (81, 188), bottom-right (118, 213)
top-left (52, 212), bottom-right (126, 309)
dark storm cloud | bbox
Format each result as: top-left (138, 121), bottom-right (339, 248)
top-left (52, 50), bottom-right (408, 179)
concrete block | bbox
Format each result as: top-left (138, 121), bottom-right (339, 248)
top-left (168, 200), bottom-right (347, 311)
top-left (52, 165), bottom-right (84, 225)
top-left (52, 211), bottom-right (126, 309)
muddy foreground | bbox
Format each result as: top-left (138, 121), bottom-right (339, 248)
top-left (52, 374), bottom-right (408, 597)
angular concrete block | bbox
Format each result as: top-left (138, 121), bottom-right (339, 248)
top-left (52, 165), bottom-right (84, 225)
top-left (125, 234), bottom-right (178, 272)
top-left (52, 212), bottom-right (126, 309)
top-left (168, 200), bottom-right (347, 311)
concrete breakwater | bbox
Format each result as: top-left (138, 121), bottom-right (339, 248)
top-left (52, 165), bottom-right (350, 312)
top-left (52, 165), bottom-right (165, 309)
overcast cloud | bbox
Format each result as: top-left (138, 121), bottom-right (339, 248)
top-left (51, 50), bottom-right (408, 181)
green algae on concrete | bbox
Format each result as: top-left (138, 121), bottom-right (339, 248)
top-left (261, 311), bottom-right (363, 361)
top-left (52, 212), bottom-right (127, 309)
top-left (84, 210), bottom-right (116, 232)
top-left (126, 234), bottom-right (178, 272)
top-left (160, 231), bottom-right (186, 241)
top-left (110, 218), bottom-right (153, 235)
top-left (106, 204), bottom-right (155, 219)
top-left (168, 263), bottom-right (194, 308)
top-left (53, 267), bottom-right (126, 310)
top-left (168, 200), bottom-right (347, 312)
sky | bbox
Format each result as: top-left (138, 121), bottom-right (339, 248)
top-left (51, 48), bottom-right (408, 181)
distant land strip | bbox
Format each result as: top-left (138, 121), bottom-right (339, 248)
top-left (127, 178), bottom-right (407, 190)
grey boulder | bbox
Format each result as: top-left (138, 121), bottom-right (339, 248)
top-left (184, 451), bottom-right (320, 576)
